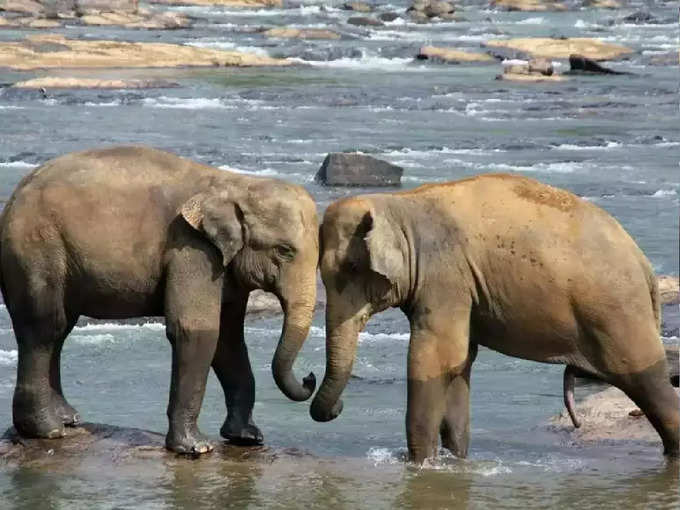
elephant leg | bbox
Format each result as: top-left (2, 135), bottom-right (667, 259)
top-left (164, 250), bottom-right (222, 455)
top-left (440, 343), bottom-right (477, 458)
top-left (49, 314), bottom-right (81, 426)
top-left (610, 360), bottom-right (680, 457)
top-left (11, 285), bottom-right (71, 439)
top-left (213, 292), bottom-right (263, 445)
top-left (406, 308), bottom-right (471, 464)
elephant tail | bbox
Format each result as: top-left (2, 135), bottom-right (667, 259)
top-left (647, 267), bottom-right (661, 334)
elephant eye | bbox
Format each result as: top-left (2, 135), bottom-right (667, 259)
top-left (276, 244), bottom-right (296, 260)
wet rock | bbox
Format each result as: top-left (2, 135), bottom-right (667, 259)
top-left (547, 386), bottom-right (680, 446)
top-left (492, 0), bottom-right (567, 11)
top-left (343, 1), bottom-right (372, 12)
top-left (316, 153), bottom-right (403, 187)
top-left (621, 10), bottom-right (659, 25)
top-left (347, 16), bottom-right (383, 27)
top-left (658, 275), bottom-right (679, 306)
top-left (406, 0), bottom-right (457, 22)
top-left (378, 12), bottom-right (400, 22)
top-left (583, 0), bottom-right (621, 8)
top-left (417, 45), bottom-right (495, 63)
top-left (12, 77), bottom-right (180, 89)
top-left (80, 11), bottom-right (190, 29)
top-left (0, 34), bottom-right (291, 70)
top-left (246, 290), bottom-right (281, 316)
top-left (263, 28), bottom-right (341, 40)
top-left (568, 54), bottom-right (626, 74)
top-left (665, 346), bottom-right (679, 387)
top-left (484, 37), bottom-right (633, 61)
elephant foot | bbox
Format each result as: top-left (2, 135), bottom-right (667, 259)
top-left (13, 409), bottom-right (65, 440)
top-left (220, 419), bottom-right (263, 446)
top-left (166, 426), bottom-right (214, 455)
top-left (55, 398), bottom-right (81, 427)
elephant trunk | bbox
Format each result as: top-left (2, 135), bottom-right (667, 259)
top-left (310, 314), bottom-right (360, 422)
top-left (271, 281), bottom-right (317, 401)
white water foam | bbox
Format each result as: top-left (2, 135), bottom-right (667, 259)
top-left (70, 333), bottom-right (116, 345)
top-left (651, 189), bottom-right (677, 197)
top-left (187, 40), bottom-right (270, 57)
top-left (359, 331), bottom-right (410, 343)
top-left (142, 97), bottom-right (235, 110)
top-left (0, 105), bottom-right (24, 110)
top-left (517, 17), bottom-right (545, 25)
top-left (74, 322), bottom-right (165, 333)
top-left (551, 141), bottom-right (622, 151)
top-left (218, 164), bottom-right (281, 177)
top-left (0, 161), bottom-right (37, 169)
top-left (292, 54), bottom-right (423, 71)
top-left (0, 349), bottom-right (18, 366)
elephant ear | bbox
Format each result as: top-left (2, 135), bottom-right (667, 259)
top-left (362, 209), bottom-right (405, 285)
top-left (180, 192), bottom-right (244, 266)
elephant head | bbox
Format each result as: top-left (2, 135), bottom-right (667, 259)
top-left (181, 178), bottom-right (320, 401)
top-left (311, 197), bottom-right (408, 421)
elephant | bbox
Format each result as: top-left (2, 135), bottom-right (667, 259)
top-left (0, 146), bottom-right (319, 454)
top-left (309, 173), bottom-right (679, 463)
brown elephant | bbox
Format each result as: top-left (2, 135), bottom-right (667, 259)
top-left (0, 146), bottom-right (318, 454)
top-left (309, 173), bottom-right (679, 463)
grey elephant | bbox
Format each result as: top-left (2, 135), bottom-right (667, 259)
top-left (309, 173), bottom-right (679, 463)
top-left (0, 146), bottom-right (318, 454)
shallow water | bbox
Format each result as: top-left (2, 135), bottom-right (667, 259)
top-left (0, 0), bottom-right (679, 507)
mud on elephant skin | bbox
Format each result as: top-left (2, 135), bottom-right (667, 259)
top-left (0, 146), bottom-right (319, 454)
top-left (309, 173), bottom-right (679, 463)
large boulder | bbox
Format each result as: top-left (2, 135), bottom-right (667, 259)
top-left (658, 275), bottom-right (679, 305)
top-left (315, 153), bottom-right (403, 187)
top-left (347, 16), bottom-right (383, 26)
top-left (343, 1), bottom-right (372, 12)
top-left (0, 0), bottom-right (46, 15)
top-left (484, 38), bottom-right (633, 61)
top-left (498, 58), bottom-right (565, 82)
top-left (406, 0), bottom-right (458, 22)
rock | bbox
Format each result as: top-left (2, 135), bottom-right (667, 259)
top-left (484, 38), bottom-right (633, 61)
top-left (0, 0), bottom-right (45, 15)
top-left (80, 11), bottom-right (190, 29)
top-left (584, 0), bottom-right (621, 8)
top-left (316, 153), bottom-right (403, 187)
top-left (408, 10), bottom-right (429, 23)
top-left (547, 386), bottom-right (680, 446)
top-left (378, 12), bottom-right (400, 22)
top-left (343, 1), bottom-right (372, 12)
top-left (568, 54), bottom-right (626, 74)
top-left (12, 77), bottom-right (180, 89)
top-left (0, 34), bottom-right (291, 70)
top-left (621, 10), bottom-right (659, 25)
top-left (148, 0), bottom-right (282, 6)
top-left (499, 59), bottom-right (564, 82)
top-left (263, 28), bottom-right (341, 40)
top-left (658, 275), bottom-right (679, 305)
top-left (417, 45), bottom-right (495, 63)
top-left (665, 345), bottom-right (679, 387)
top-left (246, 290), bottom-right (282, 315)
top-left (74, 0), bottom-right (138, 15)
top-left (0, 423), bottom-right (309, 467)
top-left (347, 16), bottom-right (383, 26)
top-left (492, 0), bottom-right (567, 11)
top-left (424, 0), bottom-right (454, 17)
top-left (26, 17), bottom-right (60, 27)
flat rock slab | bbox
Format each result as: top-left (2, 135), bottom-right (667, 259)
top-left (548, 386), bottom-right (680, 447)
top-left (12, 77), bottom-right (180, 89)
top-left (491, 0), bottom-right (567, 11)
top-left (485, 38), bottom-right (633, 61)
top-left (263, 28), bottom-right (341, 40)
top-left (658, 275), bottom-right (679, 305)
top-left (0, 34), bottom-right (290, 70)
top-left (316, 153), bottom-right (403, 187)
top-left (0, 423), bottom-right (310, 468)
top-left (498, 72), bottom-right (565, 82)
top-left (417, 45), bottom-right (495, 63)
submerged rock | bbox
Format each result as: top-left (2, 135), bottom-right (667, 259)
top-left (347, 16), bottom-right (383, 26)
top-left (484, 37), bottom-right (633, 61)
top-left (378, 12), bottom-right (400, 22)
top-left (0, 34), bottom-right (291, 70)
top-left (263, 28), bottom-right (341, 40)
top-left (417, 45), bottom-right (495, 63)
top-left (316, 153), bottom-right (403, 187)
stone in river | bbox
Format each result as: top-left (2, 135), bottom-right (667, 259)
top-left (315, 153), bottom-right (403, 187)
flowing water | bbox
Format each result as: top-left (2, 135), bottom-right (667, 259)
top-left (0, 0), bottom-right (678, 507)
